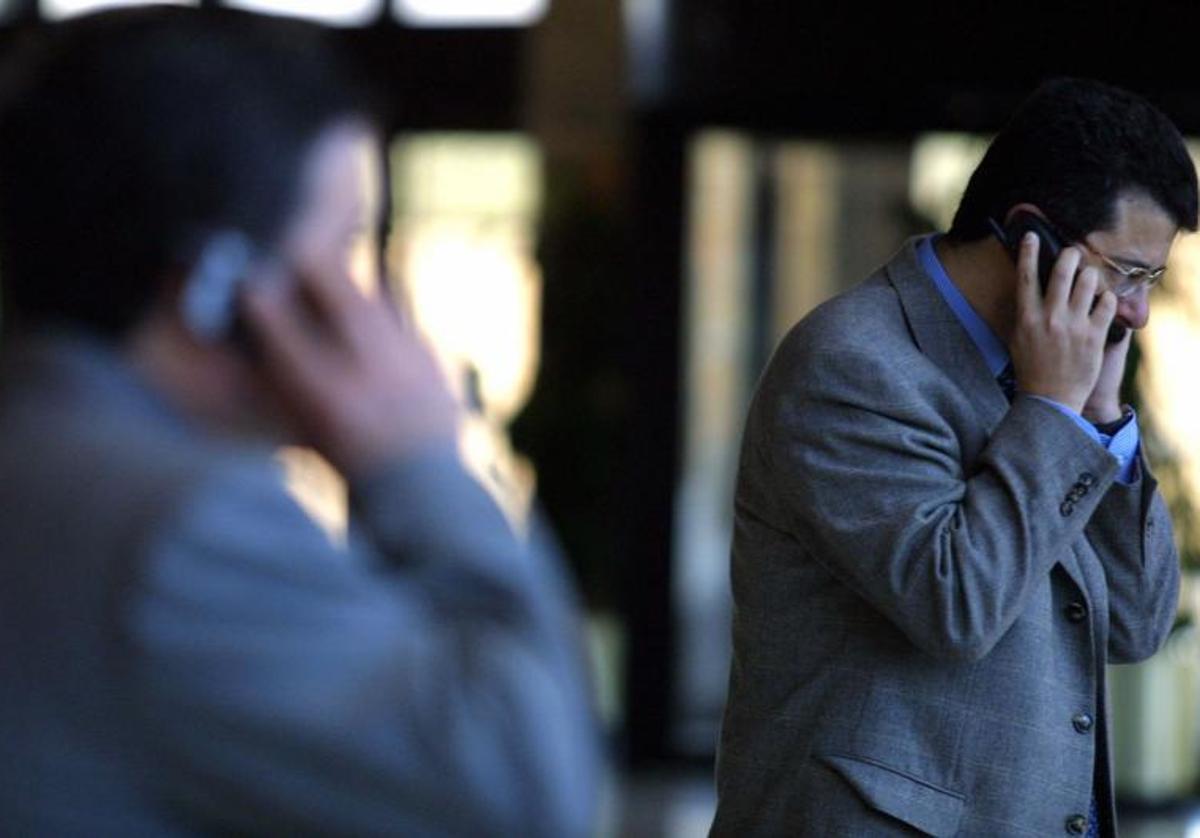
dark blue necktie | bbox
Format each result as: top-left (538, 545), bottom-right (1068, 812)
top-left (997, 362), bottom-right (1016, 402)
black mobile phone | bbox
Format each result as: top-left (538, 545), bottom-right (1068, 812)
top-left (988, 211), bottom-right (1125, 344)
top-left (989, 210), bottom-right (1063, 293)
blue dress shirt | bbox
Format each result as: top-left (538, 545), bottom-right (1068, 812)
top-left (918, 235), bottom-right (1140, 484)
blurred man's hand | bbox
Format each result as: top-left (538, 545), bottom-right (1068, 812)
top-left (242, 268), bottom-right (460, 479)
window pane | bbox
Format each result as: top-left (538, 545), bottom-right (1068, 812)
top-left (388, 133), bottom-right (543, 526)
top-left (41, 0), bottom-right (195, 21)
top-left (395, 0), bottom-right (547, 28)
top-left (222, 0), bottom-right (381, 27)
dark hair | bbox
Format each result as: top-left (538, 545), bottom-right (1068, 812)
top-left (0, 7), bottom-right (372, 338)
top-left (948, 78), bottom-right (1198, 243)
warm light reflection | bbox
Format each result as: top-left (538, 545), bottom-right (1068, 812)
top-left (1132, 142), bottom-right (1200, 568)
top-left (674, 131), bottom-right (756, 754)
top-left (395, 0), bottom-right (547, 27)
top-left (399, 225), bottom-right (540, 421)
top-left (347, 133), bottom-right (384, 296)
top-left (277, 447), bottom-right (347, 545)
top-left (391, 135), bottom-right (542, 424)
top-left (1139, 224), bottom-right (1200, 540)
top-left (223, 0), bottom-right (380, 27)
top-left (41, 0), bottom-right (194, 19)
top-left (908, 134), bottom-right (990, 231)
top-left (389, 133), bottom-right (543, 527)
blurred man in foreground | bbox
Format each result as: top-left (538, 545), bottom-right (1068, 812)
top-left (0, 9), bottom-right (597, 835)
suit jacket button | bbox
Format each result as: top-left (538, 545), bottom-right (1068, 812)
top-left (1065, 602), bottom-right (1088, 623)
top-left (1079, 472), bottom-right (1096, 487)
top-left (1072, 712), bottom-right (1094, 733)
top-left (1060, 501), bottom-right (1075, 517)
top-left (1066, 814), bottom-right (1089, 834)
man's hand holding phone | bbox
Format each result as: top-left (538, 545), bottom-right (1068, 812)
top-left (241, 266), bottom-right (460, 480)
top-left (1082, 327), bottom-right (1132, 425)
top-left (1009, 232), bottom-right (1119, 414)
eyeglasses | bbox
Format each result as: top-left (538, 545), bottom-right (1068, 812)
top-left (1073, 237), bottom-right (1167, 298)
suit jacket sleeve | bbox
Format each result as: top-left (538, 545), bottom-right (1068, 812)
top-left (753, 342), bottom-right (1129, 663)
top-left (1083, 458), bottom-right (1180, 663)
top-left (124, 445), bottom-right (600, 838)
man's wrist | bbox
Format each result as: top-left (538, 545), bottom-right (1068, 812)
top-left (1090, 404), bottom-right (1134, 434)
top-left (1082, 399), bottom-right (1125, 425)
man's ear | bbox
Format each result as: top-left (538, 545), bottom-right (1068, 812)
top-left (1002, 202), bottom-right (1046, 225)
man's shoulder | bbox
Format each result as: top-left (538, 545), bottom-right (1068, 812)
top-left (772, 259), bottom-right (916, 373)
top-left (0, 335), bottom-right (282, 543)
top-left (744, 240), bottom-right (953, 433)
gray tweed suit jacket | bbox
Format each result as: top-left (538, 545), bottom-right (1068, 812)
top-left (0, 331), bottom-right (598, 836)
top-left (712, 239), bottom-right (1179, 836)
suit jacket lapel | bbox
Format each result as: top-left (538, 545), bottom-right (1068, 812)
top-left (884, 237), bottom-right (1090, 597)
top-left (885, 238), bottom-right (1010, 432)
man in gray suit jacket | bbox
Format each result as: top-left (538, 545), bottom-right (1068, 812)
top-left (0, 10), bottom-right (598, 836)
top-left (713, 79), bottom-right (1196, 836)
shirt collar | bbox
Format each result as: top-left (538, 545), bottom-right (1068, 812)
top-left (917, 234), bottom-right (1010, 377)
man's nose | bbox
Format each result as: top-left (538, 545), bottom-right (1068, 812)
top-left (1116, 287), bottom-right (1150, 330)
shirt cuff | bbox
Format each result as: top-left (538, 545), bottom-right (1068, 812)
top-left (1101, 408), bottom-right (1141, 484)
top-left (1028, 397), bottom-right (1141, 484)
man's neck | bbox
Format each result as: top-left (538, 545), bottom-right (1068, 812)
top-left (123, 310), bottom-right (282, 443)
top-left (933, 235), bottom-right (1018, 345)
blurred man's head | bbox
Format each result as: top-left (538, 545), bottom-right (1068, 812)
top-left (948, 78), bottom-right (1198, 245)
top-left (0, 8), bottom-right (384, 435)
top-left (0, 7), bottom-right (378, 342)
